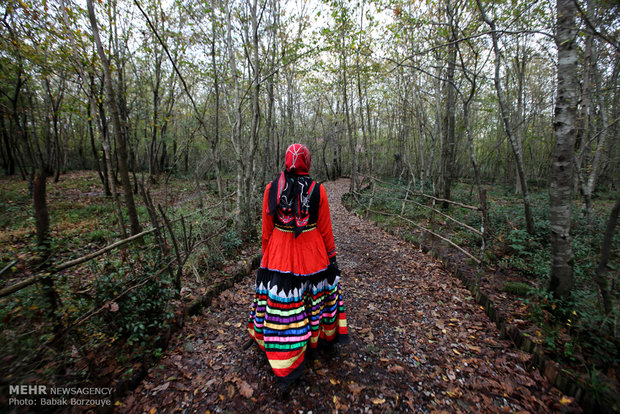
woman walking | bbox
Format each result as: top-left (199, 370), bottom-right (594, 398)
top-left (248, 143), bottom-right (349, 392)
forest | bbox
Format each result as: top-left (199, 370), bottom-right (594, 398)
top-left (0, 0), bottom-right (619, 412)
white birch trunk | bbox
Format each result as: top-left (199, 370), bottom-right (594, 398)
top-left (549, 0), bottom-right (578, 298)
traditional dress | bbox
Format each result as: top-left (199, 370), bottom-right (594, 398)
top-left (248, 144), bottom-right (349, 388)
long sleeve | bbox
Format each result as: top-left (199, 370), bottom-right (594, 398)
top-left (261, 183), bottom-right (274, 255)
top-left (317, 184), bottom-right (336, 258)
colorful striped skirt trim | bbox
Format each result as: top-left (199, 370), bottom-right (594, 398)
top-left (248, 265), bottom-right (349, 386)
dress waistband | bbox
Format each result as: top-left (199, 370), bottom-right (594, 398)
top-left (274, 223), bottom-right (317, 233)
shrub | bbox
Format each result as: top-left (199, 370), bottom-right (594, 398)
top-left (87, 229), bottom-right (107, 244)
top-left (502, 281), bottom-right (531, 296)
top-left (93, 258), bottom-right (173, 348)
top-left (222, 230), bottom-right (242, 258)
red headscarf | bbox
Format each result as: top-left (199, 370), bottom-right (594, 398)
top-left (268, 143), bottom-right (315, 237)
top-left (285, 143), bottom-right (311, 175)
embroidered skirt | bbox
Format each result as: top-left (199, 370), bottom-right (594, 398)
top-left (247, 265), bottom-right (349, 386)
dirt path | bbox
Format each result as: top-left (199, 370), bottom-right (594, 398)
top-left (119, 179), bottom-right (579, 413)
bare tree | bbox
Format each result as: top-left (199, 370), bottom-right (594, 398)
top-left (87, 0), bottom-right (142, 236)
top-left (477, 0), bottom-right (535, 235)
top-left (440, 0), bottom-right (458, 209)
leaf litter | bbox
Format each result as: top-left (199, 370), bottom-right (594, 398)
top-left (119, 179), bottom-right (581, 413)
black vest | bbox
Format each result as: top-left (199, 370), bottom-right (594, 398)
top-left (268, 172), bottom-right (320, 236)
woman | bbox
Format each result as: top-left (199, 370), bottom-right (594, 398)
top-left (248, 143), bottom-right (349, 392)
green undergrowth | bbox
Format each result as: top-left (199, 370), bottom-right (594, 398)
top-left (344, 178), bottom-right (619, 406)
top-left (0, 170), bottom-right (252, 395)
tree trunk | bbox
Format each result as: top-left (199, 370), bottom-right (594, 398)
top-left (549, 0), bottom-right (578, 298)
top-left (574, 13), bottom-right (593, 193)
top-left (343, 40), bottom-right (356, 192)
top-left (356, 1), bottom-right (367, 178)
top-left (596, 198), bottom-right (620, 315)
top-left (33, 168), bottom-right (61, 323)
top-left (0, 112), bottom-right (16, 175)
top-left (432, 62), bottom-right (442, 195)
top-left (102, 134), bottom-right (128, 239)
top-left (477, 0), bottom-right (535, 235)
top-left (87, 0), bottom-right (141, 236)
top-left (245, 0), bottom-right (261, 236)
top-left (225, 0), bottom-right (251, 235)
top-left (33, 170), bottom-right (49, 247)
top-left (265, 72), bottom-right (276, 176)
top-left (514, 39), bottom-right (527, 195)
top-left (333, 124), bottom-right (339, 179)
top-left (87, 99), bottom-right (110, 195)
top-left (581, 44), bottom-right (609, 223)
top-left (150, 64), bottom-right (161, 179)
top-left (441, 0), bottom-right (457, 209)
top-left (464, 101), bottom-right (485, 219)
top-left (210, 0), bottom-right (224, 201)
top-left (365, 85), bottom-right (373, 176)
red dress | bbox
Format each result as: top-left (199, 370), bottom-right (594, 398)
top-left (248, 176), bottom-right (349, 387)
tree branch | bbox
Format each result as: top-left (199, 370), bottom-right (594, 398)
top-left (573, 0), bottom-right (620, 52)
top-left (133, 0), bottom-right (208, 136)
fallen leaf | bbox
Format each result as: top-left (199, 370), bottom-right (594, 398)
top-left (348, 382), bottom-right (365, 395)
top-left (175, 382), bottom-right (190, 392)
top-left (446, 386), bottom-right (462, 398)
top-left (333, 395), bottom-right (348, 411)
top-left (442, 367), bottom-right (454, 381)
top-left (152, 382), bottom-right (170, 393)
top-left (388, 365), bottom-right (405, 373)
top-left (466, 344), bottom-right (482, 353)
top-left (162, 392), bottom-right (176, 406)
top-left (238, 381), bottom-right (254, 398)
top-left (123, 395), bottom-right (135, 410)
top-left (371, 397), bottom-right (386, 404)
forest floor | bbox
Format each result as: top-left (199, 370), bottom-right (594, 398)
top-left (118, 179), bottom-right (581, 413)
